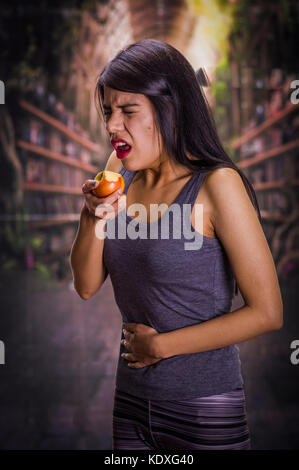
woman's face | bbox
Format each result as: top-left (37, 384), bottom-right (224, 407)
top-left (103, 86), bottom-right (166, 172)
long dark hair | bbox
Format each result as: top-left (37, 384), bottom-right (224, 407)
top-left (94, 38), bottom-right (262, 296)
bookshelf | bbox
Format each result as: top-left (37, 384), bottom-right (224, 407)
top-left (232, 71), bottom-right (299, 279)
top-left (236, 139), bottom-right (299, 169)
top-left (232, 102), bottom-right (299, 149)
top-left (36, 245), bottom-right (73, 263)
top-left (19, 100), bottom-right (101, 152)
top-left (17, 140), bottom-right (98, 173)
top-left (17, 92), bottom-right (105, 283)
top-left (28, 215), bottom-right (80, 229)
top-left (22, 183), bottom-right (83, 195)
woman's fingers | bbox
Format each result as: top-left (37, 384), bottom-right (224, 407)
top-left (120, 338), bottom-right (132, 351)
top-left (121, 352), bottom-right (136, 361)
top-left (121, 352), bottom-right (147, 368)
top-left (81, 179), bottom-right (99, 194)
top-left (82, 178), bottom-right (125, 218)
top-left (94, 194), bottom-right (126, 218)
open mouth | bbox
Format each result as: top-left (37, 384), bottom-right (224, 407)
top-left (116, 144), bottom-right (131, 153)
top-left (112, 139), bottom-right (132, 158)
top-left (115, 144), bottom-right (132, 158)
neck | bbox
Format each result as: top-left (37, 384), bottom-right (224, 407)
top-left (139, 160), bottom-right (193, 190)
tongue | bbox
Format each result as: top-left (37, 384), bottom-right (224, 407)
top-left (119, 145), bottom-right (131, 152)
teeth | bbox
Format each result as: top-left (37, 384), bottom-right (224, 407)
top-left (115, 142), bottom-right (127, 147)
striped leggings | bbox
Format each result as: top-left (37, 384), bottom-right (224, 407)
top-left (112, 387), bottom-right (251, 450)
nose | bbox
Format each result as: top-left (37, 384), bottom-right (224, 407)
top-left (106, 112), bottom-right (125, 134)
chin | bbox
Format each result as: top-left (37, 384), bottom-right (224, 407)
top-left (122, 161), bottom-right (141, 172)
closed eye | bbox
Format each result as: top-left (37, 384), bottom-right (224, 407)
top-left (104, 111), bottom-right (134, 115)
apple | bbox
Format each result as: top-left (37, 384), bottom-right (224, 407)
top-left (92, 170), bottom-right (125, 198)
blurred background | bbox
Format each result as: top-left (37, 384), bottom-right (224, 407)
top-left (0, 0), bottom-right (298, 450)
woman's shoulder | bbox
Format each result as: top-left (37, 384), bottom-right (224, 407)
top-left (192, 167), bottom-right (244, 239)
top-left (204, 166), bottom-right (242, 184)
top-left (200, 166), bottom-right (243, 200)
top-left (200, 166), bottom-right (245, 207)
top-left (200, 166), bottom-right (253, 232)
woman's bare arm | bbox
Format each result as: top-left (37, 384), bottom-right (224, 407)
top-left (70, 205), bottom-right (106, 300)
top-left (70, 150), bottom-right (123, 300)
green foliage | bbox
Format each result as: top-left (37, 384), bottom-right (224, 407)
top-left (224, 143), bottom-right (237, 163)
top-left (2, 214), bottom-right (27, 258)
top-left (30, 237), bottom-right (42, 250)
top-left (0, 207), bottom-right (42, 268)
top-left (229, 0), bottom-right (298, 70)
top-left (212, 82), bottom-right (229, 102)
top-left (281, 0), bottom-right (298, 34)
top-left (34, 262), bottom-right (51, 281)
top-left (211, 59), bottom-right (231, 140)
top-left (212, 59), bottom-right (231, 106)
top-left (1, 1), bottom-right (83, 96)
top-left (2, 259), bottom-right (17, 270)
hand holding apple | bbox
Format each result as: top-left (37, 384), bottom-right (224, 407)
top-left (81, 177), bottom-right (125, 219)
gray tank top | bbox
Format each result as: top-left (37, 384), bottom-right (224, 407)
top-left (103, 166), bottom-right (243, 400)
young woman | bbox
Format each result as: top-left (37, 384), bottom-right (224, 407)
top-left (70, 39), bottom-right (283, 451)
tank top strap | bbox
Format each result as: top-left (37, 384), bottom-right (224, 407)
top-left (175, 170), bottom-right (206, 209)
top-left (118, 167), bottom-right (137, 194)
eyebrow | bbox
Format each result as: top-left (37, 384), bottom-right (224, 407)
top-left (103, 103), bottom-right (140, 110)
